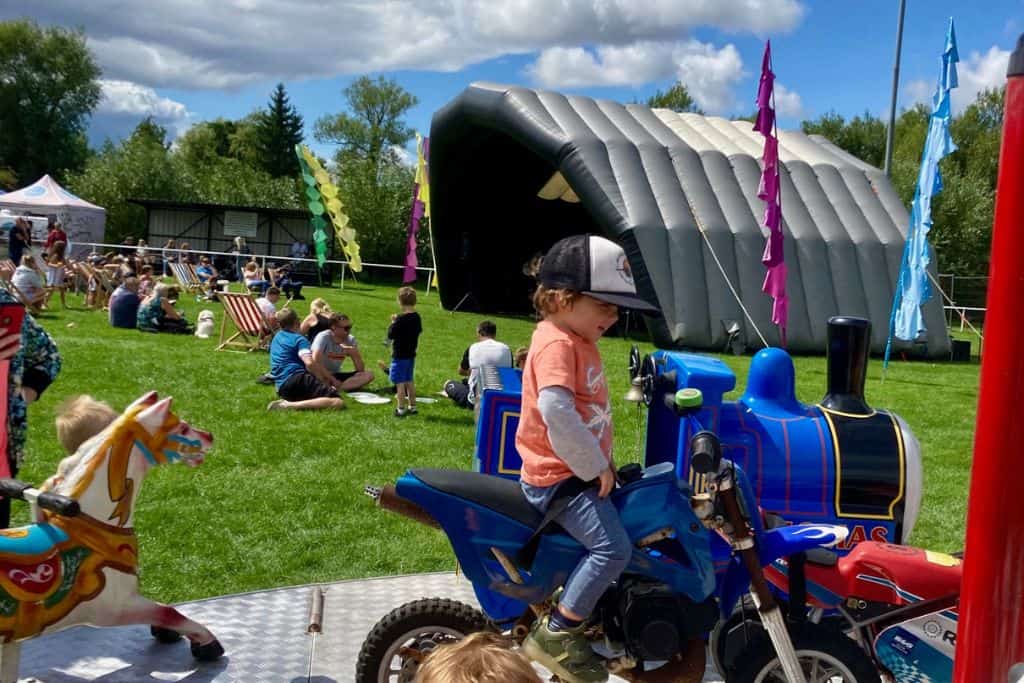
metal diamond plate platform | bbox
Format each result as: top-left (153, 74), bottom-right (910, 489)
top-left (16, 572), bottom-right (724, 682)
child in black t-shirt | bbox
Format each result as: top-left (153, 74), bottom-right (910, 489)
top-left (387, 286), bottom-right (422, 417)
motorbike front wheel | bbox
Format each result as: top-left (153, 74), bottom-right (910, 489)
top-left (728, 624), bottom-right (881, 683)
top-left (355, 597), bottom-right (493, 683)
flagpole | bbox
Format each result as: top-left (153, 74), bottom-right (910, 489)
top-left (884, 0), bottom-right (907, 177)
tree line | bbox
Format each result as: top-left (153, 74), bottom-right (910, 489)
top-left (0, 19), bottom-right (1002, 274)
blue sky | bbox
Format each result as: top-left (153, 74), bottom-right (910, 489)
top-left (5, 1), bottom-right (1021, 162)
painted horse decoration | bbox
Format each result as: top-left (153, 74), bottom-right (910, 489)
top-left (0, 391), bottom-right (222, 660)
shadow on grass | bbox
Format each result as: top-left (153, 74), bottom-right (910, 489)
top-left (421, 414), bottom-right (475, 427)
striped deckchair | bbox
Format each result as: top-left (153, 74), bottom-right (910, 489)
top-left (168, 261), bottom-right (204, 295)
top-left (216, 292), bottom-right (274, 352)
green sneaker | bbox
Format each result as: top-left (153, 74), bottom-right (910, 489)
top-left (521, 615), bottom-right (608, 683)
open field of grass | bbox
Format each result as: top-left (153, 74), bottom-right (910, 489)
top-left (11, 281), bottom-right (980, 604)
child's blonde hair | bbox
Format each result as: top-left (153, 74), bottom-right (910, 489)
top-left (415, 632), bottom-right (540, 683)
top-left (398, 286), bottom-right (417, 307)
top-left (55, 395), bottom-right (118, 455)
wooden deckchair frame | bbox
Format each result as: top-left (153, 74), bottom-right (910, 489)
top-left (216, 291), bottom-right (274, 352)
top-left (0, 268), bottom-right (44, 314)
top-left (169, 262), bottom-right (205, 295)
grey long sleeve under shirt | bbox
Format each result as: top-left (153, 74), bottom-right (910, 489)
top-left (537, 385), bottom-right (608, 483)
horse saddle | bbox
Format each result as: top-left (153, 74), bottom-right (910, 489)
top-left (0, 524), bottom-right (70, 601)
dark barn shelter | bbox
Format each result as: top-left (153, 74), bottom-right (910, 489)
top-left (429, 83), bottom-right (949, 357)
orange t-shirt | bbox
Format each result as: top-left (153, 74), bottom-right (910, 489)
top-left (516, 320), bottom-right (612, 487)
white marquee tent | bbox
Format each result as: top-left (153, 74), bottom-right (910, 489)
top-left (0, 175), bottom-right (105, 252)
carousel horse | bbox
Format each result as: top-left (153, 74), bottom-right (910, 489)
top-left (0, 391), bottom-right (223, 661)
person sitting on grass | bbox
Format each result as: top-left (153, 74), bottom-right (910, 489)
top-left (138, 264), bottom-right (155, 297)
top-left (137, 283), bottom-right (191, 334)
top-left (266, 308), bottom-right (345, 412)
top-left (300, 297), bottom-right (333, 342)
top-left (269, 262), bottom-right (303, 300)
top-left (243, 258), bottom-right (270, 295)
top-left (109, 277), bottom-right (141, 329)
top-left (416, 631), bottom-right (541, 683)
top-left (12, 255), bottom-right (46, 313)
top-left (311, 313), bottom-right (374, 392)
top-left (256, 287), bottom-right (281, 329)
top-left (195, 256), bottom-right (220, 300)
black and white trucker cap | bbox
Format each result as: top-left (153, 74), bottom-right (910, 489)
top-left (538, 234), bottom-right (660, 314)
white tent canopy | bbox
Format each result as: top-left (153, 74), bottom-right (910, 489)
top-left (0, 175), bottom-right (105, 252)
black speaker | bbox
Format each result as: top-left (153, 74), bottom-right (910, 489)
top-left (950, 339), bottom-right (971, 362)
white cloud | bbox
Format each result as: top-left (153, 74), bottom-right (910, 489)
top-left (772, 83), bottom-right (803, 118)
top-left (1, 1), bottom-right (805, 90)
top-left (526, 40), bottom-right (745, 114)
top-left (89, 80), bottom-right (193, 144)
top-left (905, 45), bottom-right (1009, 113)
top-left (98, 80), bottom-right (189, 121)
top-left (954, 46), bottom-right (1010, 109)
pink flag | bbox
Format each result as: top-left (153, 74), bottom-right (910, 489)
top-left (753, 40), bottom-right (787, 344)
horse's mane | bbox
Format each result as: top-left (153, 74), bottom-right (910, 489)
top-left (54, 415), bottom-right (130, 495)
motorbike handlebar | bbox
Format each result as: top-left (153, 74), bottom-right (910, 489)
top-left (0, 478), bottom-right (80, 517)
top-left (689, 430), bottom-right (722, 475)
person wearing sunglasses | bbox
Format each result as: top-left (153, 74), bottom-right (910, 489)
top-left (311, 312), bottom-right (374, 392)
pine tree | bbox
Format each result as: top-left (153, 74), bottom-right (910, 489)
top-left (256, 83), bottom-right (304, 178)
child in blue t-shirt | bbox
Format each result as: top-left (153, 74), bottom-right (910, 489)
top-left (267, 309), bottom-right (344, 412)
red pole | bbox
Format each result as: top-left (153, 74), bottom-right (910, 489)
top-left (954, 35), bottom-right (1024, 681)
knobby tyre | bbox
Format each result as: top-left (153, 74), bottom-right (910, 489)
top-left (355, 597), bottom-right (493, 683)
top-left (728, 623), bottom-right (881, 683)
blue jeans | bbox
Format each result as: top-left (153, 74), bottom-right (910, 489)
top-left (521, 482), bottom-right (631, 618)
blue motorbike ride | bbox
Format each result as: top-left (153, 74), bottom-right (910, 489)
top-left (358, 389), bottom-right (847, 682)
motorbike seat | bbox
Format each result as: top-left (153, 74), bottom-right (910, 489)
top-left (410, 469), bottom-right (543, 528)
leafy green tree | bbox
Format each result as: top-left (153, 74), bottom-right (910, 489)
top-left (229, 112), bottom-right (264, 169)
top-left (0, 20), bottom-right (102, 183)
top-left (314, 76), bottom-right (418, 173)
top-left (67, 116), bottom-right (302, 242)
top-left (801, 111), bottom-right (887, 168)
top-left (314, 76), bottom-right (419, 263)
top-left (646, 82), bottom-right (703, 114)
top-left (256, 84), bottom-right (304, 178)
top-left (65, 121), bottom-right (180, 241)
top-left (802, 88), bottom-right (1004, 277)
top-left (130, 116), bottom-right (170, 150)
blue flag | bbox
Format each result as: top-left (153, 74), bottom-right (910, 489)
top-left (886, 18), bottom-right (959, 362)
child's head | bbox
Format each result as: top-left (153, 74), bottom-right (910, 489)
top-left (415, 632), bottom-right (541, 683)
top-left (476, 320), bottom-right (497, 339)
top-left (141, 265), bottom-right (153, 277)
top-left (266, 286), bottom-right (281, 303)
top-left (530, 234), bottom-right (659, 336)
top-left (55, 395), bottom-right (118, 455)
top-left (398, 286), bottom-right (417, 308)
top-left (514, 346), bottom-right (529, 369)
top-left (277, 307), bottom-right (299, 330)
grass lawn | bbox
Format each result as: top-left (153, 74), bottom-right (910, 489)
top-left (12, 281), bottom-right (979, 604)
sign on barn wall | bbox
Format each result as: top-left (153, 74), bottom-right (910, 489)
top-left (223, 211), bottom-right (258, 237)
